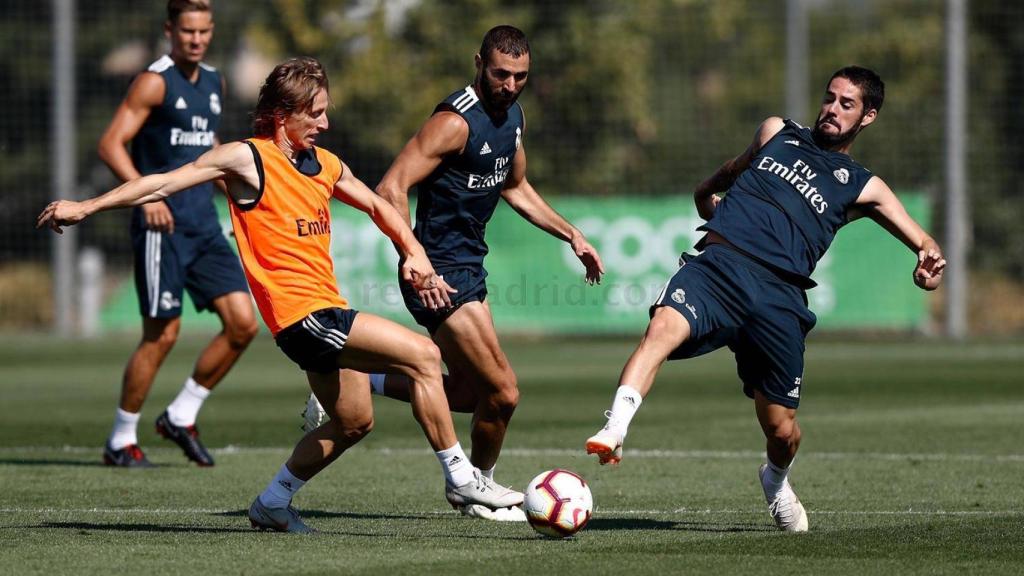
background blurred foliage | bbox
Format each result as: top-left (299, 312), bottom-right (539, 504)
top-left (2, 0), bottom-right (1022, 283)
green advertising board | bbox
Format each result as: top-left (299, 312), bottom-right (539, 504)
top-left (101, 195), bottom-right (929, 333)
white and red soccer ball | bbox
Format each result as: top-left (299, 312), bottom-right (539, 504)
top-left (523, 468), bottom-right (593, 538)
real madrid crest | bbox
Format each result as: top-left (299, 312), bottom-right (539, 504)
top-left (833, 168), bottom-right (849, 184)
top-left (515, 127), bottom-right (521, 150)
top-left (210, 93), bottom-right (221, 115)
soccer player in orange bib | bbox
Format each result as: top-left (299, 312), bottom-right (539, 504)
top-left (38, 57), bottom-right (523, 533)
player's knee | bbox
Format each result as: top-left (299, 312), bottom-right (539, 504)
top-left (226, 318), bottom-right (259, 348)
top-left (494, 386), bottom-right (519, 416)
top-left (765, 417), bottom-right (800, 448)
top-left (332, 413), bottom-right (374, 443)
top-left (155, 332), bottom-right (179, 351)
top-left (484, 372), bottom-right (519, 415)
top-left (646, 308), bottom-right (688, 342)
top-left (409, 338), bottom-right (443, 377)
top-left (144, 320), bottom-right (181, 350)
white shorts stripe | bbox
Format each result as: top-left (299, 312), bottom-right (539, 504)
top-left (146, 231), bottom-right (161, 317)
top-left (653, 264), bottom-right (685, 307)
top-left (301, 318), bottom-right (343, 349)
top-left (302, 315), bottom-right (348, 349)
top-left (306, 313), bottom-right (349, 343)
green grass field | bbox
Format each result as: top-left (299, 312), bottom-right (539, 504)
top-left (1, 333), bottom-right (1022, 575)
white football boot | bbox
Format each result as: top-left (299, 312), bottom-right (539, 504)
top-left (300, 393), bottom-right (328, 433)
top-left (459, 503), bottom-right (528, 522)
top-left (248, 497), bottom-right (316, 534)
top-left (758, 463), bottom-right (809, 532)
top-left (445, 469), bottom-right (524, 510)
top-left (585, 411), bottom-right (624, 465)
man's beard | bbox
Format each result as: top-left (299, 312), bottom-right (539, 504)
top-left (476, 78), bottom-right (519, 113)
top-left (812, 115), bottom-right (862, 149)
top-left (483, 89), bottom-right (518, 112)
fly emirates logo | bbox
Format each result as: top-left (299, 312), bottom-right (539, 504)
top-left (296, 209), bottom-right (330, 237)
top-left (467, 156), bottom-right (510, 190)
top-left (756, 157), bottom-right (827, 214)
top-left (170, 116), bottom-right (215, 147)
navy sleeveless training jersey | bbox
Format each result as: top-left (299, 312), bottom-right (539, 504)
top-left (700, 119), bottom-right (873, 286)
top-left (130, 55), bottom-right (222, 234)
top-left (414, 86), bottom-right (525, 268)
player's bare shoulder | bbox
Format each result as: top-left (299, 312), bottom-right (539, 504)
top-left (126, 70), bottom-right (167, 108)
top-left (846, 175), bottom-right (892, 221)
top-left (756, 117), bottom-right (786, 146)
top-left (205, 142), bottom-right (261, 204)
top-left (421, 110), bottom-right (471, 156)
top-left (855, 174), bottom-right (892, 204)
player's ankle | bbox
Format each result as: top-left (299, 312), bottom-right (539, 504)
top-left (761, 459), bottom-right (791, 497)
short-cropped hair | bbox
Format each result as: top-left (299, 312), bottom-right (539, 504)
top-left (830, 66), bottom-right (885, 113)
top-left (479, 25), bottom-right (530, 63)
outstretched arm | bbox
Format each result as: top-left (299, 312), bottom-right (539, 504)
top-left (38, 142), bottom-right (251, 233)
top-left (851, 176), bottom-right (946, 291)
top-left (694, 116), bottom-right (785, 219)
top-left (375, 111), bottom-right (469, 227)
top-left (335, 163), bottom-right (456, 309)
top-left (501, 145), bottom-right (604, 285)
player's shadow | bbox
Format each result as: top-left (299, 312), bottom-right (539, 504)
top-left (0, 458), bottom-right (111, 468)
top-left (36, 521), bottom-right (251, 534)
top-left (587, 517), bottom-right (770, 533)
top-left (212, 509), bottom-right (534, 540)
top-left (214, 508), bottom-right (439, 522)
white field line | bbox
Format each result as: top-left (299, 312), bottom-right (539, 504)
top-left (0, 507), bottom-right (1021, 518)
top-left (2, 445), bottom-right (1023, 463)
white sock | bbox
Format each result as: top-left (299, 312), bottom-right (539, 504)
top-left (259, 464), bottom-right (306, 509)
top-left (606, 385), bottom-right (643, 435)
top-left (480, 465), bottom-right (495, 481)
top-left (436, 442), bottom-right (475, 487)
top-left (761, 458), bottom-right (791, 498)
top-left (369, 373), bottom-right (386, 395)
top-left (109, 408), bottom-right (140, 450)
top-left (166, 378), bottom-right (210, 427)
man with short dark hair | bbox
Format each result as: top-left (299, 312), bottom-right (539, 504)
top-left (96, 0), bottom-right (257, 468)
top-left (585, 66), bottom-right (946, 532)
top-left (372, 25), bottom-right (605, 521)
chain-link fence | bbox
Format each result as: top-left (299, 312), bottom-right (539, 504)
top-left (2, 0), bottom-right (1022, 334)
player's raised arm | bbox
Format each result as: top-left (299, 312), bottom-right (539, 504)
top-left (852, 176), bottom-right (946, 291)
top-left (694, 116), bottom-right (785, 219)
top-left (375, 111), bottom-right (469, 227)
top-left (38, 142), bottom-right (250, 233)
top-left (500, 144), bottom-right (604, 285)
top-left (336, 162), bottom-right (456, 309)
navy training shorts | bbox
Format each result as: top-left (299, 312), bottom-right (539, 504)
top-left (651, 244), bottom-right (817, 408)
top-left (131, 227), bottom-right (249, 318)
top-left (275, 307), bottom-right (360, 374)
top-left (400, 266), bottom-right (488, 334)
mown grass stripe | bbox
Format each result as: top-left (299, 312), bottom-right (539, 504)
top-left (2, 445), bottom-right (1022, 462)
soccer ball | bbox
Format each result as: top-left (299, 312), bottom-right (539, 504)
top-left (523, 469), bottom-right (593, 538)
